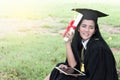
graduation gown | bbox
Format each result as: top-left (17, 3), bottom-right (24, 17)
top-left (73, 38), bottom-right (118, 80)
top-left (50, 38), bottom-right (118, 80)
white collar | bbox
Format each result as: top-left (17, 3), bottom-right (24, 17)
top-left (82, 39), bottom-right (90, 49)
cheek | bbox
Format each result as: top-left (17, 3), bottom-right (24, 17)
top-left (91, 30), bottom-right (95, 35)
top-left (78, 26), bottom-right (82, 31)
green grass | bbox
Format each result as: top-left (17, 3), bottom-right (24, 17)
top-left (0, 32), bottom-right (120, 79)
top-left (101, 32), bottom-right (120, 48)
top-left (0, 33), bottom-right (66, 79)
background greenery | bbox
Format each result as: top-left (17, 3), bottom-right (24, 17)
top-left (0, 0), bottom-right (120, 80)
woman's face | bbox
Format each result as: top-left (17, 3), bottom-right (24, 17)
top-left (78, 19), bottom-right (95, 41)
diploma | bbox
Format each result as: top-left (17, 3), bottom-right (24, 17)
top-left (63, 13), bottom-right (83, 42)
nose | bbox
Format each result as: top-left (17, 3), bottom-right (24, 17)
top-left (85, 26), bottom-right (89, 32)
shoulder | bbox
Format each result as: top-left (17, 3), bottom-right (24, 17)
top-left (88, 38), bottom-right (104, 48)
top-left (87, 38), bottom-right (110, 53)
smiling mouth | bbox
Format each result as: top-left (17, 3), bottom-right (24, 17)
top-left (83, 33), bottom-right (89, 36)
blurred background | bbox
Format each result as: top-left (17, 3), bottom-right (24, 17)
top-left (0, 0), bottom-right (120, 80)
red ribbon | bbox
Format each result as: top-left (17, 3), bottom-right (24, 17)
top-left (63, 20), bottom-right (76, 37)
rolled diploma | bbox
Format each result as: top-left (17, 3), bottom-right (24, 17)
top-left (64, 13), bottom-right (83, 42)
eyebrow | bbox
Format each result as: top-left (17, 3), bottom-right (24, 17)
top-left (81, 23), bottom-right (95, 28)
top-left (81, 24), bottom-right (86, 26)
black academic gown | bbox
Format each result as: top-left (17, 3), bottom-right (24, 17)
top-left (50, 38), bottom-right (118, 80)
top-left (74, 38), bottom-right (118, 80)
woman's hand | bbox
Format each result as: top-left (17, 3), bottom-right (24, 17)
top-left (64, 31), bottom-right (74, 43)
top-left (59, 64), bottom-right (68, 69)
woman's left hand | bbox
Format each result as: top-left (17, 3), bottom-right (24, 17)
top-left (59, 64), bottom-right (68, 69)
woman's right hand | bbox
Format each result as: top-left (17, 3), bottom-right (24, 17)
top-left (64, 31), bottom-right (74, 43)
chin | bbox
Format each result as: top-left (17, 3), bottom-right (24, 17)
top-left (82, 38), bottom-right (90, 41)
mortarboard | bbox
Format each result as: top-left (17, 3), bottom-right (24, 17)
top-left (72, 8), bottom-right (108, 22)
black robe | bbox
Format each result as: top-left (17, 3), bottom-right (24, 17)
top-left (76, 38), bottom-right (118, 80)
top-left (50, 38), bottom-right (118, 80)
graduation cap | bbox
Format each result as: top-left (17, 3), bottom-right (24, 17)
top-left (72, 8), bottom-right (108, 22)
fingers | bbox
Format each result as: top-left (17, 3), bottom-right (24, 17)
top-left (65, 32), bottom-right (71, 39)
top-left (64, 31), bottom-right (74, 42)
top-left (58, 64), bottom-right (68, 73)
top-left (59, 64), bottom-right (68, 69)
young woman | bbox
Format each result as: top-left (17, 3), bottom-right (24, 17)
top-left (45, 8), bottom-right (118, 80)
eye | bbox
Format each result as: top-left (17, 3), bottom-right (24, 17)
top-left (89, 26), bottom-right (95, 29)
top-left (81, 24), bottom-right (86, 28)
